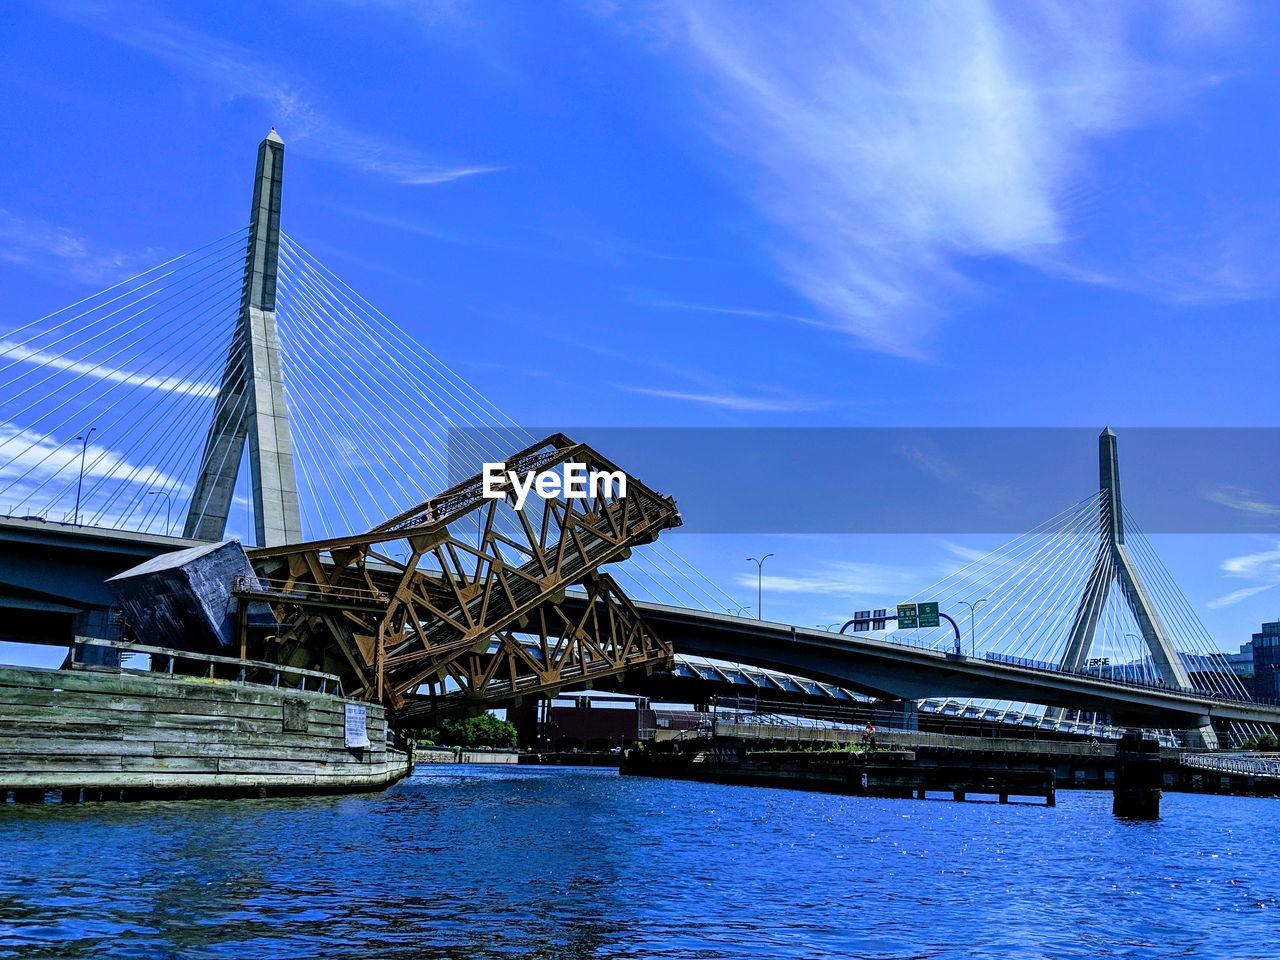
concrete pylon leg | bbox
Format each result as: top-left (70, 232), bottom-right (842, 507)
top-left (184, 130), bottom-right (301, 546)
top-left (1051, 429), bottom-right (1214, 748)
top-left (1183, 719), bottom-right (1219, 750)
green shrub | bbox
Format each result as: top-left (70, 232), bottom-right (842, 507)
top-left (421, 712), bottom-right (517, 749)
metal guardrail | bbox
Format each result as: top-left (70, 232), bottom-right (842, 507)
top-left (1179, 752), bottom-right (1280, 779)
top-left (781, 624), bottom-right (1264, 708)
top-left (712, 693), bottom-right (1141, 743)
top-left (981, 651), bottom-right (1271, 708)
top-left (231, 572), bottom-right (389, 605)
top-left (707, 719), bottom-right (1115, 757)
top-left (72, 637), bottom-right (343, 695)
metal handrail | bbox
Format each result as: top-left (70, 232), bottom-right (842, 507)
top-left (72, 636), bottom-right (343, 695)
top-left (1179, 752), bottom-right (1280, 778)
top-left (791, 624), bottom-right (1264, 707)
top-left (981, 650), bottom-right (1271, 707)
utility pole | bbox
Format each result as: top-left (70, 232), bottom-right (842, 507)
top-left (747, 554), bottom-right (774, 621)
top-left (147, 489), bottom-right (173, 535)
top-left (73, 426), bottom-right (96, 525)
top-left (957, 598), bottom-right (988, 657)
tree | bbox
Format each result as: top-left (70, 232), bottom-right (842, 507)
top-left (422, 712), bottom-right (517, 748)
top-left (1240, 732), bottom-right (1279, 752)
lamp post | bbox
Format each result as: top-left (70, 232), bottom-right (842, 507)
top-left (147, 490), bottom-right (173, 535)
top-left (1124, 633), bottom-right (1142, 683)
top-left (746, 554), bottom-right (774, 621)
top-left (73, 426), bottom-right (96, 526)
top-left (956, 598), bottom-right (988, 657)
top-left (726, 605), bottom-right (751, 617)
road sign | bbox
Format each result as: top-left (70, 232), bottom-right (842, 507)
top-left (851, 608), bottom-right (890, 632)
top-left (918, 601), bottom-right (940, 628)
top-left (897, 603), bottom-right (918, 629)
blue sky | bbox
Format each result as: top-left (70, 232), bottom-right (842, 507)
top-left (1, 1), bottom-right (1279, 656)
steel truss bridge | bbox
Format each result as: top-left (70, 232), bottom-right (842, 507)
top-left (1, 130), bottom-right (1275, 748)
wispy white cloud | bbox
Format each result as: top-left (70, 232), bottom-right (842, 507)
top-left (1207, 541), bottom-right (1280, 608)
top-left (0, 424), bottom-right (189, 525)
top-left (634, 1), bottom-right (1245, 356)
top-left (938, 540), bottom-right (996, 566)
top-left (897, 443), bottom-right (1014, 508)
top-left (0, 209), bottom-right (159, 284)
top-left (1206, 583), bottom-right (1275, 609)
top-left (618, 384), bottom-right (823, 412)
top-left (645, 299), bottom-right (832, 332)
top-left (737, 561), bottom-right (927, 599)
top-left (0, 340), bottom-right (217, 397)
top-left (48, 1), bottom-right (495, 186)
top-left (1204, 484), bottom-right (1280, 516)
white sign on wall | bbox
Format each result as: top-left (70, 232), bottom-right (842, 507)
top-left (344, 703), bottom-right (370, 749)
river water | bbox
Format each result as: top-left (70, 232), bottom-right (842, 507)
top-left (1, 765), bottom-right (1277, 959)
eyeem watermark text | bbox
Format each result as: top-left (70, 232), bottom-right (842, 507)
top-left (482, 463), bottom-right (627, 510)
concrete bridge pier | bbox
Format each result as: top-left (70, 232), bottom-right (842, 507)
top-left (1183, 718), bottom-right (1219, 751)
top-left (1112, 729), bottom-right (1162, 819)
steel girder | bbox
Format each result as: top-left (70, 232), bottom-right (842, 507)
top-left (397, 572), bottom-right (673, 723)
top-left (243, 434), bottom-right (680, 716)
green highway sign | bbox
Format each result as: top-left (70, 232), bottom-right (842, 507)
top-left (918, 601), bottom-right (940, 629)
top-left (896, 601), bottom-right (940, 630)
top-left (896, 603), bottom-right (918, 629)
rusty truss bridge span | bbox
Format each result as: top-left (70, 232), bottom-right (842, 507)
top-left (241, 433), bottom-right (681, 719)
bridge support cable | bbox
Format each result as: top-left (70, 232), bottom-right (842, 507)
top-left (6, 277), bottom-right (251, 529)
top-left (277, 235), bottom-right (708, 607)
top-left (893, 491), bottom-right (1111, 729)
top-left (86, 338), bottom-right (255, 529)
top-left (884, 432), bottom-right (1254, 746)
top-left (270, 262), bottom-right (456, 518)
top-left (0, 227), bottom-right (253, 532)
top-left (1118, 508), bottom-right (1265, 743)
top-left (2, 300), bottom-right (248, 516)
top-left (274, 235), bottom-right (758, 693)
top-left (272, 233), bottom-right (745, 616)
top-left (0, 230), bottom-right (248, 443)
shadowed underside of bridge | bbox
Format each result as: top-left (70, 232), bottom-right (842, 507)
top-left (620, 603), bottom-right (1278, 730)
top-left (1, 130), bottom-right (1276, 746)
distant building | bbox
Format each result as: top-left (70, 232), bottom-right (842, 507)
top-left (1250, 621), bottom-right (1280, 700)
top-left (1226, 641), bottom-right (1255, 696)
top-left (508, 695), bottom-right (659, 750)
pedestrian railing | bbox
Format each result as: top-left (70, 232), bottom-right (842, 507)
top-left (71, 636), bottom-right (343, 695)
top-left (1179, 752), bottom-right (1280, 779)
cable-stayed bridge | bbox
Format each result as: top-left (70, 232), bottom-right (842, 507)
top-left (1, 131), bottom-right (1274, 749)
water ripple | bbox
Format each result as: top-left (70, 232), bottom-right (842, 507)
top-left (0, 766), bottom-right (1276, 958)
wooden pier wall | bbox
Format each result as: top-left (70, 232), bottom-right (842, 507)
top-left (623, 739), bottom-right (1057, 806)
top-left (0, 663), bottom-right (411, 800)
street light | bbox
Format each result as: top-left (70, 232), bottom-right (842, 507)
top-left (817, 623), bottom-right (838, 632)
top-left (956, 598), bottom-right (989, 657)
top-left (73, 426), bottom-right (96, 526)
top-left (147, 490), bottom-right (173, 535)
top-left (1124, 633), bottom-right (1143, 683)
top-left (746, 554), bottom-right (774, 621)
top-left (725, 605), bottom-right (752, 617)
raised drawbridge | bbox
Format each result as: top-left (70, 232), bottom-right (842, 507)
top-left (242, 434), bottom-right (681, 722)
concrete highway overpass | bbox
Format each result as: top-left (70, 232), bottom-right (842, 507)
top-left (4, 517), bottom-right (1279, 735)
